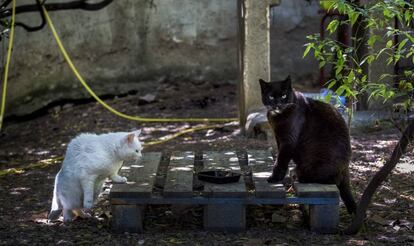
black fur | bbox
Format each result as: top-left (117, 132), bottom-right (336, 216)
top-left (259, 76), bottom-right (357, 214)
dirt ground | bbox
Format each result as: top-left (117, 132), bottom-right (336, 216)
top-left (0, 81), bottom-right (413, 245)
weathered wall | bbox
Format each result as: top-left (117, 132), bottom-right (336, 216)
top-left (270, 0), bottom-right (320, 88)
top-left (5, 0), bottom-right (320, 116)
top-left (7, 0), bottom-right (239, 116)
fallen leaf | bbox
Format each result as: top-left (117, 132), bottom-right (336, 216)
top-left (384, 198), bottom-right (397, 204)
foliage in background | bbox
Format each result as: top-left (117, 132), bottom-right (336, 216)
top-left (305, 0), bottom-right (414, 234)
top-left (305, 0), bottom-right (414, 117)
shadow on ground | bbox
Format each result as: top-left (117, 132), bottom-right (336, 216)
top-left (0, 81), bottom-right (413, 245)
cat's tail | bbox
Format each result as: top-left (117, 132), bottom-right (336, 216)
top-left (48, 173), bottom-right (62, 221)
top-left (338, 170), bottom-right (357, 214)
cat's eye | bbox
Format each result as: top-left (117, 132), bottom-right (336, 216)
top-left (269, 96), bottom-right (274, 100)
top-left (281, 94), bottom-right (287, 99)
top-left (135, 150), bottom-right (140, 153)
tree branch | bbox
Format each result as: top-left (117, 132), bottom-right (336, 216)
top-left (344, 117), bottom-right (414, 234)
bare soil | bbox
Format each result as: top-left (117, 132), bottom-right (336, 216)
top-left (0, 81), bottom-right (413, 245)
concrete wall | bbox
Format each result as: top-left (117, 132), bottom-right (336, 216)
top-left (5, 0), bottom-right (320, 116)
top-left (270, 0), bottom-right (320, 89)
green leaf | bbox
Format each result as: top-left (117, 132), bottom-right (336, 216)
top-left (327, 19), bottom-right (339, 34)
top-left (349, 12), bottom-right (360, 26)
top-left (361, 75), bottom-right (367, 83)
top-left (367, 35), bottom-right (378, 47)
top-left (335, 66), bottom-right (343, 76)
top-left (405, 10), bottom-right (411, 24)
top-left (319, 61), bottom-right (326, 68)
top-left (398, 38), bottom-right (408, 51)
top-left (303, 44), bottom-right (313, 58)
top-left (327, 80), bottom-right (336, 89)
top-left (324, 92), bottom-right (332, 103)
top-left (383, 8), bottom-right (392, 19)
top-left (345, 86), bottom-right (356, 97)
top-left (336, 85), bottom-right (346, 96)
top-left (347, 70), bottom-right (355, 84)
top-left (386, 40), bottom-right (393, 48)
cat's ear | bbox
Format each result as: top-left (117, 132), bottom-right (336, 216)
top-left (259, 79), bottom-right (267, 86)
top-left (134, 129), bottom-right (142, 136)
top-left (259, 79), bottom-right (268, 91)
top-left (125, 133), bottom-right (135, 145)
top-left (283, 75), bottom-right (292, 90)
top-left (285, 75), bottom-right (291, 82)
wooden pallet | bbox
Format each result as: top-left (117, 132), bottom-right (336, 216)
top-left (110, 150), bottom-right (340, 233)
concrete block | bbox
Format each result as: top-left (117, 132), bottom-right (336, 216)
top-left (309, 204), bottom-right (339, 234)
top-left (204, 204), bottom-right (246, 232)
top-left (112, 205), bottom-right (144, 233)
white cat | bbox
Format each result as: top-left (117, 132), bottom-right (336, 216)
top-left (48, 130), bottom-right (143, 222)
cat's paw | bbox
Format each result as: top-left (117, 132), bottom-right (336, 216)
top-left (112, 175), bottom-right (127, 183)
top-left (83, 200), bottom-right (94, 210)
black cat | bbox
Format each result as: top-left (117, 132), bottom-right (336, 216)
top-left (259, 76), bottom-right (357, 214)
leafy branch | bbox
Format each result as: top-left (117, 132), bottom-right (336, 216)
top-left (305, 0), bottom-right (414, 234)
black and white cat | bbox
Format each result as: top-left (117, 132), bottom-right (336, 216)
top-left (259, 76), bottom-right (357, 214)
top-left (48, 131), bottom-right (143, 222)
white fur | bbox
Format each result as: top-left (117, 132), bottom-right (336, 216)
top-left (49, 130), bottom-right (143, 222)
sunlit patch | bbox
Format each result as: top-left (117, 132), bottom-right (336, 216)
top-left (396, 162), bottom-right (414, 173)
top-left (33, 218), bottom-right (49, 224)
top-left (229, 157), bottom-right (238, 162)
top-left (171, 167), bottom-right (192, 171)
top-left (229, 166), bottom-right (241, 171)
top-left (373, 140), bottom-right (398, 149)
top-left (395, 156), bottom-right (414, 173)
top-left (30, 211), bottom-right (50, 224)
top-left (253, 172), bottom-right (272, 178)
top-left (358, 150), bottom-right (375, 154)
top-left (11, 187), bottom-right (30, 192)
top-left (130, 165), bottom-right (144, 168)
top-left (251, 160), bottom-right (265, 164)
top-left (171, 156), bottom-right (184, 160)
top-left (36, 150), bottom-right (50, 155)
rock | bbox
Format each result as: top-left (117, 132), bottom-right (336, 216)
top-left (139, 94), bottom-right (156, 104)
top-left (245, 109), bottom-right (270, 140)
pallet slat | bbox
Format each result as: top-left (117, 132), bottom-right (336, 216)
top-left (202, 151), bottom-right (246, 198)
top-left (248, 150), bottom-right (285, 198)
top-left (164, 151), bottom-right (194, 198)
top-left (294, 183), bottom-right (339, 198)
top-left (110, 152), bottom-right (162, 198)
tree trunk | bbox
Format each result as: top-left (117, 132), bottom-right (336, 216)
top-left (345, 118), bottom-right (414, 234)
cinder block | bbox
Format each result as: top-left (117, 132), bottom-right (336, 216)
top-left (204, 204), bottom-right (246, 232)
top-left (112, 205), bottom-right (144, 233)
top-left (309, 204), bottom-right (339, 234)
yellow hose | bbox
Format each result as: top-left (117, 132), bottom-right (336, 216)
top-left (0, 0), bottom-right (16, 131)
top-left (41, 6), bottom-right (238, 123)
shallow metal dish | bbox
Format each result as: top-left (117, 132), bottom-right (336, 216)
top-left (197, 170), bottom-right (241, 184)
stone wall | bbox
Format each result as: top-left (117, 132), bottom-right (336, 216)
top-left (270, 0), bottom-right (320, 88)
top-left (4, 0), bottom-right (321, 116)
